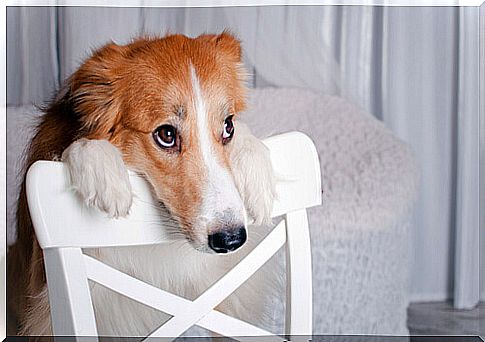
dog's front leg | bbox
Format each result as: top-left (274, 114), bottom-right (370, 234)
top-left (62, 139), bottom-right (133, 218)
top-left (229, 122), bottom-right (276, 226)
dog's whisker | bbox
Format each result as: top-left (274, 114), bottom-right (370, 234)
top-left (140, 221), bottom-right (186, 236)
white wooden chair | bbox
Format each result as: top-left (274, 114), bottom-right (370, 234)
top-left (26, 132), bottom-right (322, 340)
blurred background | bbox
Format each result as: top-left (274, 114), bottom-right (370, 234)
top-left (6, 4), bottom-right (484, 337)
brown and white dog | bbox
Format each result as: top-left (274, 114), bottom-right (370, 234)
top-left (7, 32), bottom-right (278, 336)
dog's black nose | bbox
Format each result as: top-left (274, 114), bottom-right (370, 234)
top-left (208, 227), bottom-right (247, 253)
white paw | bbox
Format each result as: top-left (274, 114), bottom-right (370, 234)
top-left (230, 122), bottom-right (276, 225)
top-left (62, 139), bottom-right (133, 218)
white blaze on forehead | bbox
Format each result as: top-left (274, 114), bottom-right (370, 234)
top-left (189, 65), bottom-right (246, 229)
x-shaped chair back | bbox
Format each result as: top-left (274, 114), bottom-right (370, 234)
top-left (27, 132), bottom-right (322, 341)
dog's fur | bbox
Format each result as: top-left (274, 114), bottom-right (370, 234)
top-left (7, 33), bottom-right (278, 336)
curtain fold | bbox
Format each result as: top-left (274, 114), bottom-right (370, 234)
top-left (480, 3), bottom-right (485, 302)
top-left (222, 6), bottom-right (341, 95)
top-left (453, 6), bottom-right (481, 309)
top-left (6, 7), bottom-right (59, 105)
top-left (57, 7), bottom-right (145, 80)
top-left (381, 7), bottom-right (459, 303)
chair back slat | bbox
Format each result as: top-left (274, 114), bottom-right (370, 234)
top-left (27, 161), bottom-right (172, 249)
top-left (27, 132), bottom-right (321, 249)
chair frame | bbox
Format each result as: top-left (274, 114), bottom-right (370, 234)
top-left (26, 132), bottom-right (322, 340)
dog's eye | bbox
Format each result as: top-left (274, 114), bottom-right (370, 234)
top-left (222, 115), bottom-right (234, 144)
top-left (153, 125), bottom-right (177, 149)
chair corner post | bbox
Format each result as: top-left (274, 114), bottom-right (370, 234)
top-left (284, 209), bottom-right (313, 337)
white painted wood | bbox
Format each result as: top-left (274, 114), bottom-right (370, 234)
top-left (26, 132), bottom-right (321, 249)
top-left (84, 225), bottom-right (285, 341)
top-left (43, 248), bottom-right (98, 337)
top-left (26, 161), bottom-right (172, 249)
top-left (26, 131), bottom-right (321, 338)
top-left (147, 220), bottom-right (287, 338)
top-left (84, 255), bottom-right (283, 340)
top-left (285, 210), bottom-right (313, 336)
top-left (263, 132), bottom-right (322, 218)
top-left (196, 311), bottom-right (284, 342)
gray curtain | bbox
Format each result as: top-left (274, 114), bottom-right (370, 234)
top-left (480, 3), bottom-right (485, 304)
top-left (6, 5), bottom-right (484, 308)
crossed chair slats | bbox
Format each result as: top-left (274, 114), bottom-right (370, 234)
top-left (28, 132), bottom-right (321, 341)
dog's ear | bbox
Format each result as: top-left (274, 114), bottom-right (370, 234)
top-left (198, 32), bottom-right (247, 114)
top-left (68, 43), bottom-right (127, 138)
top-left (198, 31), bottom-right (242, 62)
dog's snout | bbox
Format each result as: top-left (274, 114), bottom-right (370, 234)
top-left (208, 227), bottom-right (247, 254)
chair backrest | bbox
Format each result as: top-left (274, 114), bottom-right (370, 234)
top-left (27, 131), bottom-right (321, 339)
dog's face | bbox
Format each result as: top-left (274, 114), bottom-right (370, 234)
top-left (70, 33), bottom-right (248, 253)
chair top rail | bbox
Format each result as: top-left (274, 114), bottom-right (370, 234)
top-left (27, 131), bottom-right (321, 249)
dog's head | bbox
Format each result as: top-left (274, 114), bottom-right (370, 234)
top-left (69, 33), bottom-right (249, 253)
